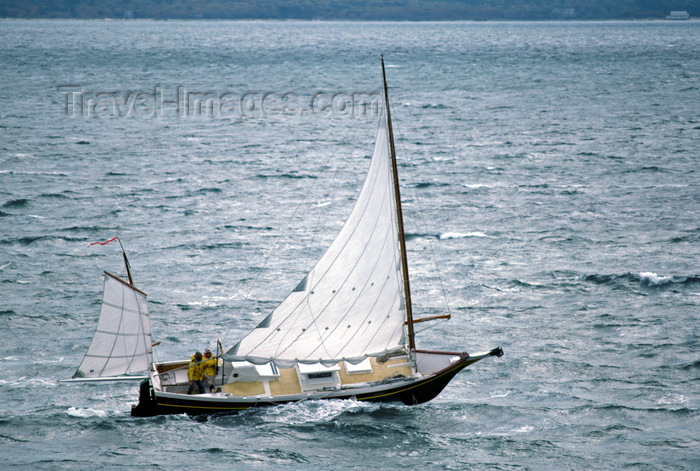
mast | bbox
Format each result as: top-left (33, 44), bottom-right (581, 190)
top-left (381, 56), bottom-right (416, 353)
top-left (117, 238), bottom-right (134, 286)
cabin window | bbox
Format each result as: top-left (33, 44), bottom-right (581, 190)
top-left (308, 372), bottom-right (333, 380)
top-left (297, 362), bottom-right (341, 392)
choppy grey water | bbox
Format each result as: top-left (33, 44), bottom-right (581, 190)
top-left (1, 19), bottom-right (699, 470)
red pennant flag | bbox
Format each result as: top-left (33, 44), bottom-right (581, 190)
top-left (89, 236), bottom-right (119, 247)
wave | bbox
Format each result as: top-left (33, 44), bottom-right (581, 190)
top-left (404, 232), bottom-right (438, 241)
top-left (509, 279), bottom-right (546, 289)
top-left (193, 187), bottom-right (223, 195)
top-left (439, 231), bottom-right (491, 240)
top-left (222, 224), bottom-right (274, 232)
top-left (255, 448), bottom-right (310, 464)
top-left (256, 173), bottom-right (317, 180)
top-left (420, 103), bottom-right (449, 110)
top-left (65, 407), bottom-right (109, 418)
top-left (576, 403), bottom-right (695, 417)
top-left (2, 198), bottom-right (30, 208)
top-left (584, 272), bottom-right (700, 287)
top-left (411, 181), bottom-right (448, 189)
top-left (59, 225), bottom-right (114, 233)
top-left (1, 235), bottom-right (85, 246)
top-left (221, 398), bottom-right (378, 428)
top-left (0, 433), bottom-right (30, 443)
top-left (164, 241), bottom-right (245, 252)
top-left (669, 233), bottom-right (700, 243)
top-left (678, 359), bottom-right (700, 371)
top-left (39, 192), bottom-right (72, 200)
top-left (404, 231), bottom-right (490, 241)
top-left (622, 166), bottom-right (671, 174)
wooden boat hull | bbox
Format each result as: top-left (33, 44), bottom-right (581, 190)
top-left (131, 348), bottom-right (503, 417)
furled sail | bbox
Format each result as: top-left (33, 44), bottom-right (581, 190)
top-left (226, 123), bottom-right (407, 368)
top-left (73, 272), bottom-right (152, 378)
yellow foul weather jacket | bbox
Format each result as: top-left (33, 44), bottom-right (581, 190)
top-left (202, 356), bottom-right (217, 377)
top-left (187, 355), bottom-right (204, 381)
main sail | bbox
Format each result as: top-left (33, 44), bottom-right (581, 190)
top-left (73, 272), bottom-right (152, 378)
top-left (227, 123), bottom-right (407, 368)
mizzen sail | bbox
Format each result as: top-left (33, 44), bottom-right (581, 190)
top-left (73, 272), bottom-right (152, 378)
top-left (227, 124), bottom-right (407, 368)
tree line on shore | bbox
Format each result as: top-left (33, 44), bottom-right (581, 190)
top-left (2, 0), bottom-right (698, 20)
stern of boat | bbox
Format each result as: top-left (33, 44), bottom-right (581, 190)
top-left (131, 363), bottom-right (167, 417)
top-left (131, 378), bottom-right (158, 417)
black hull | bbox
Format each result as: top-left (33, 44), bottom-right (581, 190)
top-left (131, 348), bottom-right (503, 417)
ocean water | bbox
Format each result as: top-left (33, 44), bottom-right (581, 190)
top-left (1, 19), bottom-right (699, 469)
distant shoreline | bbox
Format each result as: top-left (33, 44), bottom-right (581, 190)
top-left (1, 1), bottom-right (696, 22)
top-left (1, 17), bottom-right (697, 22)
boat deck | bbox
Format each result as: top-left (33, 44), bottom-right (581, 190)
top-left (153, 355), bottom-right (416, 397)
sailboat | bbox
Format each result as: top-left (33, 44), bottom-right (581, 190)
top-left (66, 59), bottom-right (503, 416)
top-left (61, 238), bottom-right (153, 383)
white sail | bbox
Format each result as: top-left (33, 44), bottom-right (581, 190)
top-left (227, 123), bottom-right (407, 368)
top-left (73, 272), bottom-right (152, 378)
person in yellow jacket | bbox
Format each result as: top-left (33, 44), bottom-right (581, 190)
top-left (187, 351), bottom-right (205, 395)
top-left (202, 348), bottom-right (218, 393)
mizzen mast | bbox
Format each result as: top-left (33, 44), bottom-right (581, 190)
top-left (118, 238), bottom-right (134, 286)
top-left (381, 57), bottom-right (416, 352)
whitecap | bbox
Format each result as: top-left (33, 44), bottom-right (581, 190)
top-left (490, 390), bottom-right (511, 398)
top-left (513, 425), bottom-right (535, 434)
top-left (260, 399), bottom-right (371, 425)
top-left (639, 272), bottom-right (673, 286)
top-left (0, 376), bottom-right (59, 388)
top-left (65, 406), bottom-right (109, 418)
top-left (439, 231), bottom-right (490, 240)
top-left (463, 183), bottom-right (494, 189)
top-left (26, 378), bottom-right (59, 388)
top-left (657, 393), bottom-right (687, 406)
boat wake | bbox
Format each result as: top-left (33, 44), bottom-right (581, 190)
top-left (65, 406), bottom-right (110, 418)
top-left (247, 399), bottom-right (378, 425)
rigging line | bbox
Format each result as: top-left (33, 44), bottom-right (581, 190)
top-left (414, 317), bottom-right (451, 335)
top-left (388, 93), bottom-right (453, 322)
top-left (220, 115), bottom-right (366, 345)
